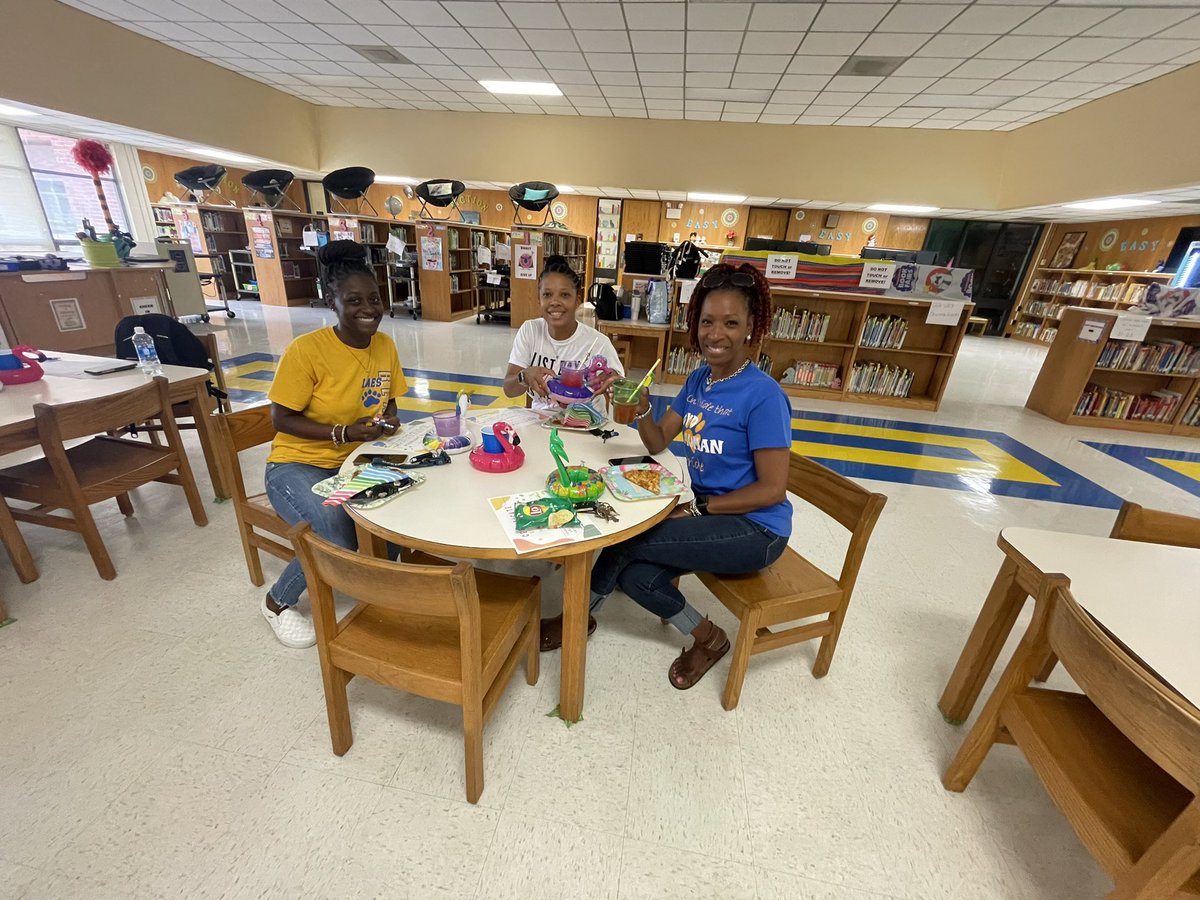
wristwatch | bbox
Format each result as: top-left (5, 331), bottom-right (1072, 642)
top-left (694, 494), bottom-right (710, 516)
top-left (517, 369), bottom-right (526, 385)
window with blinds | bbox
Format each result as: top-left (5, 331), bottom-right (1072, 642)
top-left (0, 126), bottom-right (53, 253)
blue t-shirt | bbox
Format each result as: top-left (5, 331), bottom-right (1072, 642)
top-left (669, 364), bottom-right (793, 538)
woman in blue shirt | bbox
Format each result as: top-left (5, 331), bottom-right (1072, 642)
top-left (540, 263), bottom-right (793, 691)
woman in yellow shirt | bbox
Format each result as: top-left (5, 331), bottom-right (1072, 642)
top-left (262, 240), bottom-right (407, 648)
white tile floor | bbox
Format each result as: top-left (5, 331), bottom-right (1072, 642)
top-left (3, 301), bottom-right (1198, 900)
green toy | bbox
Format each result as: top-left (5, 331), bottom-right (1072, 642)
top-left (546, 428), bottom-right (605, 502)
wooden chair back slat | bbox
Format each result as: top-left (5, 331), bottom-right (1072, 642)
top-left (1110, 502), bottom-right (1200, 550)
top-left (787, 453), bottom-right (875, 533)
top-left (34, 378), bottom-right (170, 443)
top-left (1049, 586), bottom-right (1200, 791)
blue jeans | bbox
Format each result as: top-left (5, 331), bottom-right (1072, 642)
top-left (265, 462), bottom-right (359, 608)
top-left (590, 515), bottom-right (788, 634)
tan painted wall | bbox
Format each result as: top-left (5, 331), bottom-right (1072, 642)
top-left (785, 210), bottom-right (929, 254)
top-left (138, 150), bottom-right (306, 208)
top-left (0, 1), bottom-right (318, 171)
top-left (1035, 214), bottom-right (1200, 272)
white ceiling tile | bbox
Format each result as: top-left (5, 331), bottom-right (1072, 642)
top-left (685, 99), bottom-right (723, 111)
top-left (548, 68), bottom-right (596, 84)
top-left (1108, 39), bottom-right (1197, 64)
top-left (686, 31), bottom-right (735, 53)
top-left (607, 96), bottom-right (645, 108)
top-left (339, 60), bottom-right (390, 75)
top-left (276, 22), bottom-right (336, 43)
top-left (418, 64), bottom-right (467, 80)
top-left (525, 30), bottom-right (579, 50)
top-left (560, 3), bottom-right (624, 30)
top-left (1041, 37), bottom-right (1135, 62)
top-left (1014, 7), bottom-right (1120, 37)
top-left (339, 0), bottom-right (404, 25)
top-left (401, 47), bottom-right (453, 65)
top-left (470, 28), bottom-right (527, 49)
top-left (740, 32), bottom-right (806, 54)
top-left (999, 96), bottom-right (1059, 111)
top-left (613, 108), bottom-right (649, 117)
top-left (877, 4), bottom-right (966, 33)
top-left (806, 105), bottom-right (852, 116)
top-left (639, 53), bottom-right (685, 72)
top-left (444, 48), bottom-right (495, 66)
top-left (640, 72), bottom-right (684, 86)
top-left (945, 4), bottom-right (1038, 34)
top-left (649, 108), bottom-right (684, 118)
top-left (854, 105), bottom-right (900, 117)
top-left (893, 57), bottom-right (963, 76)
top-left (643, 86), bottom-right (683, 99)
top-left (771, 89), bottom-right (820, 104)
top-left (137, 21), bottom-right (204, 41)
top-left (816, 91), bottom-right (867, 104)
top-left (593, 70), bottom-right (639, 85)
top-left (748, 3), bottom-right (819, 32)
top-left (122, 0), bottom-right (206, 20)
top-left (971, 108), bottom-right (1028, 122)
top-left (588, 52), bottom-right (635, 70)
top-left (416, 26), bottom-right (479, 48)
top-left (504, 66), bottom-right (552, 80)
top-left (184, 21), bottom-right (244, 42)
top-left (536, 51), bottom-right (589, 69)
top-left (878, 106), bottom-right (928, 118)
top-left (857, 33), bottom-right (933, 56)
top-left (735, 55), bottom-right (791, 74)
top-left (575, 30), bottom-right (631, 52)
top-left (604, 84), bottom-right (644, 98)
top-left (778, 73), bottom-right (835, 89)
top-left (976, 79), bottom-right (1044, 96)
top-left (826, 74), bottom-right (883, 91)
top-left (916, 34), bottom-right (996, 57)
top-left (763, 102), bottom-right (809, 114)
top-left (838, 116), bottom-right (882, 126)
top-left (908, 93), bottom-right (994, 108)
top-left (687, 87), bottom-right (772, 102)
top-left (1116, 63), bottom-right (1177, 84)
top-left (312, 43), bottom-right (367, 62)
top-left (811, 4), bottom-right (891, 32)
top-left (562, 83), bottom-right (602, 96)
top-left (577, 107), bottom-right (614, 116)
top-left (1068, 62), bottom-right (1148, 82)
top-left (703, 54), bottom-right (739, 72)
top-left (796, 115), bottom-right (838, 124)
top-left (489, 49), bottom-right (535, 67)
top-left (1085, 8), bottom-right (1195, 38)
top-left (380, 62), bottom-right (427, 76)
top-left (875, 117), bottom-right (918, 127)
top-left (623, 3), bottom-right (685, 30)
top-left (387, 1), bottom-right (459, 26)
top-left (1026, 81), bottom-right (1098, 98)
top-left (863, 91), bottom-right (914, 104)
top-left (977, 35), bottom-right (1065, 59)
top-left (880, 75), bottom-right (937, 92)
top-left (725, 101), bottom-right (766, 114)
top-left (291, 0), bottom-right (353, 24)
top-left (370, 25), bottom-right (432, 46)
top-left (264, 42), bottom-right (323, 61)
top-left (732, 73), bottom-right (783, 89)
top-left (462, 64), bottom-right (507, 79)
top-left (797, 32), bottom-right (867, 55)
top-left (948, 58), bottom-right (1021, 79)
top-left (1005, 60), bottom-right (1085, 80)
top-left (931, 77), bottom-right (992, 94)
top-left (758, 114), bottom-right (799, 124)
top-left (689, 2), bottom-right (753, 30)
top-left (1163, 14), bottom-right (1200, 40)
top-left (441, 1), bottom-right (509, 27)
top-left (631, 30), bottom-right (685, 52)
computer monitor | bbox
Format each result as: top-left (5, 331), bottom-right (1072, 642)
top-left (744, 238), bottom-right (831, 255)
top-left (860, 247), bottom-right (918, 263)
top-left (1164, 227), bottom-right (1200, 273)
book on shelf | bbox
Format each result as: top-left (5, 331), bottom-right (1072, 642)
top-left (153, 208), bottom-right (174, 224)
top-left (200, 211), bottom-right (226, 231)
top-left (450, 274), bottom-right (460, 293)
top-left (448, 229), bottom-right (459, 250)
top-left (770, 307), bottom-right (831, 342)
top-left (1073, 384), bottom-right (1182, 422)
top-left (1096, 338), bottom-right (1200, 375)
top-left (781, 360), bottom-right (840, 389)
top-left (848, 362), bottom-right (914, 397)
top-left (1182, 397), bottom-right (1200, 428)
top-left (860, 315), bottom-right (908, 350)
top-left (359, 222), bottom-right (377, 243)
top-left (667, 346), bottom-right (703, 375)
top-left (1027, 300), bottom-right (1066, 319)
top-left (756, 352), bottom-right (771, 375)
top-left (1039, 326), bottom-right (1058, 343)
top-left (1014, 321), bottom-right (1041, 338)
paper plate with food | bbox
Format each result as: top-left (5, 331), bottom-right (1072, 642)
top-left (600, 462), bottom-right (685, 502)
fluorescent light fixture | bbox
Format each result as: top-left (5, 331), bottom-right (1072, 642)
top-left (0, 103), bottom-right (40, 117)
top-left (184, 146), bottom-right (260, 165)
top-left (1063, 197), bottom-right (1160, 211)
top-left (556, 184), bottom-right (574, 193)
top-left (479, 80), bottom-right (562, 96)
top-left (687, 191), bottom-right (747, 203)
top-left (375, 175), bottom-right (419, 184)
top-left (867, 203), bottom-right (940, 214)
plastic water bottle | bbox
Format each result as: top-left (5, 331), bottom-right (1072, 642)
top-left (131, 327), bottom-right (163, 376)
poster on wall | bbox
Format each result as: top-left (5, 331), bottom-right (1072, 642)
top-left (515, 244), bottom-right (537, 280)
top-left (327, 215), bottom-right (357, 242)
top-left (595, 199), bottom-right (622, 275)
top-left (251, 226), bottom-right (274, 259)
top-left (178, 211), bottom-right (203, 255)
top-left (49, 297), bottom-right (86, 332)
top-left (886, 264), bottom-right (973, 302)
top-left (420, 236), bottom-right (443, 271)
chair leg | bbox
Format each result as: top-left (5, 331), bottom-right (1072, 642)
top-left (524, 609), bottom-right (540, 686)
top-left (721, 607), bottom-right (761, 712)
top-left (115, 493), bottom-right (134, 516)
top-left (462, 703), bottom-right (485, 804)
top-left (238, 522), bottom-right (265, 587)
top-left (1032, 651), bottom-right (1057, 683)
top-left (813, 604), bottom-right (848, 678)
top-left (0, 497), bottom-right (37, 583)
top-left (323, 665), bottom-right (354, 757)
top-left (76, 505), bottom-right (117, 580)
top-left (175, 460), bottom-right (209, 528)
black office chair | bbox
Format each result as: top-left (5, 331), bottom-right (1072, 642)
top-left (241, 169), bottom-right (298, 210)
top-left (323, 167), bottom-right (378, 216)
top-left (174, 165), bottom-right (233, 205)
top-left (509, 181), bottom-right (560, 227)
top-left (415, 179), bottom-right (466, 221)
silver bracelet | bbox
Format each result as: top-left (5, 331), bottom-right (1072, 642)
top-left (331, 424), bottom-right (339, 445)
top-left (633, 405), bottom-right (653, 422)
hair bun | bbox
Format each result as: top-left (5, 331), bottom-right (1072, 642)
top-left (317, 239), bottom-right (368, 267)
top-left (542, 254), bottom-right (571, 271)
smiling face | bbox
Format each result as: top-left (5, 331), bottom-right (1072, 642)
top-left (538, 271), bottom-right (581, 335)
top-left (330, 272), bottom-right (385, 346)
top-left (697, 289), bottom-right (753, 371)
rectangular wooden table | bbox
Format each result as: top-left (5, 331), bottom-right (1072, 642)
top-left (939, 526), bottom-right (1200, 723)
top-left (598, 320), bottom-right (669, 372)
top-left (0, 352), bottom-right (228, 500)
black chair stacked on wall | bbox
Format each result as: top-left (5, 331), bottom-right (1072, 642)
top-left (415, 179), bottom-right (466, 221)
top-left (174, 165), bottom-right (233, 205)
top-left (323, 167), bottom-right (378, 215)
top-left (508, 181), bottom-right (560, 227)
top-left (241, 169), bottom-right (298, 209)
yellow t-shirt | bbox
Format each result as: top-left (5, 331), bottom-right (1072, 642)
top-left (267, 328), bottom-right (407, 468)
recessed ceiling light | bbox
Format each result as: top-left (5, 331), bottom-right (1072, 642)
top-left (1063, 197), bottom-right (1161, 211)
top-left (0, 103), bottom-right (41, 117)
top-left (375, 175), bottom-right (419, 184)
top-left (479, 80), bottom-right (562, 96)
top-left (687, 191), bottom-right (747, 203)
top-left (867, 203), bottom-right (940, 214)
top-left (556, 184), bottom-right (574, 193)
top-left (185, 146), bottom-right (260, 165)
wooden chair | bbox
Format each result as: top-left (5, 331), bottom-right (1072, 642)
top-left (0, 378), bottom-right (207, 580)
top-left (696, 453), bottom-right (887, 710)
top-left (944, 581), bottom-right (1200, 898)
top-left (134, 331), bottom-right (230, 446)
top-left (290, 523), bottom-right (541, 804)
top-left (1034, 502), bottom-right (1200, 683)
top-left (212, 405), bottom-right (292, 587)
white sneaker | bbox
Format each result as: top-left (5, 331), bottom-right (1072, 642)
top-left (261, 593), bottom-right (316, 649)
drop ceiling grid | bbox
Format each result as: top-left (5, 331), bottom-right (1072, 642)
top-left (52, 0), bottom-right (1200, 131)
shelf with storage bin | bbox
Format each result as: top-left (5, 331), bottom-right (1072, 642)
top-left (1026, 306), bottom-right (1200, 436)
top-left (1007, 266), bottom-right (1172, 345)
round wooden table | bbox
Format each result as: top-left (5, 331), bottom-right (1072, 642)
top-left (341, 410), bottom-right (683, 722)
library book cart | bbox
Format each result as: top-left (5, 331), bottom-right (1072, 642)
top-left (1026, 307), bottom-right (1200, 437)
top-left (661, 283), bottom-right (972, 412)
top-left (1007, 267), bottom-right (1172, 346)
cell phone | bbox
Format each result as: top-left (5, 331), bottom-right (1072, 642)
top-left (351, 453), bottom-right (407, 468)
top-left (84, 362), bottom-right (137, 376)
top-left (609, 455), bottom-right (657, 467)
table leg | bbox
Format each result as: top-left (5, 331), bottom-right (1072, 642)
top-left (938, 556), bottom-right (1027, 724)
top-left (354, 523), bottom-right (388, 559)
top-left (558, 550), bottom-right (593, 724)
top-left (186, 384), bottom-right (228, 501)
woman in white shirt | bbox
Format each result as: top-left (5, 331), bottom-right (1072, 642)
top-left (504, 255), bottom-right (623, 409)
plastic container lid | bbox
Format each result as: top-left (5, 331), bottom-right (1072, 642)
top-left (133, 327), bottom-right (146, 334)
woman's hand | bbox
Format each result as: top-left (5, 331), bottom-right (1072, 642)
top-left (374, 413), bottom-right (401, 435)
top-left (344, 416), bottom-right (386, 443)
top-left (522, 366), bottom-right (556, 399)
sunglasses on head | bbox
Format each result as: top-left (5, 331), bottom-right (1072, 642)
top-left (700, 269), bottom-right (757, 289)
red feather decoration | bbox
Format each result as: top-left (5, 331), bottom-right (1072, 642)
top-left (71, 139), bottom-right (114, 176)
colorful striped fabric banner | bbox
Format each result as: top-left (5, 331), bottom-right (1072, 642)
top-left (322, 464), bottom-right (409, 507)
top-left (720, 251), bottom-right (874, 293)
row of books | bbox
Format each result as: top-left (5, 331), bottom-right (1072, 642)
top-left (1030, 278), bottom-right (1153, 306)
top-left (770, 308), bottom-right (831, 342)
top-left (1038, 326), bottom-right (1058, 343)
top-left (781, 360), bottom-right (840, 388)
top-left (152, 207), bottom-right (175, 224)
top-left (280, 261), bottom-right (305, 279)
top-left (1088, 282), bottom-right (1151, 304)
top-left (1013, 321), bottom-right (1042, 339)
top-left (200, 210), bottom-right (232, 231)
top-left (1074, 384), bottom-right (1182, 422)
top-left (1025, 300), bottom-right (1067, 319)
top-left (542, 234), bottom-right (582, 258)
top-left (666, 347), bottom-right (704, 375)
top-left (848, 362), bottom-right (915, 398)
top-left (860, 315), bottom-right (909, 350)
top-left (359, 222), bottom-right (379, 244)
top-left (1096, 339), bottom-right (1200, 375)
top-left (1182, 399), bottom-right (1200, 427)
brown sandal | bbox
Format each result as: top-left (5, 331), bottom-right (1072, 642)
top-left (668, 619), bottom-right (730, 690)
top-left (539, 613), bottom-right (597, 652)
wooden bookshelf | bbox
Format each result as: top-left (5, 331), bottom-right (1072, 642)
top-left (508, 227), bottom-right (590, 327)
top-left (151, 204), bottom-right (178, 240)
top-left (1006, 266), bottom-right (1172, 346)
top-left (659, 283), bottom-right (972, 411)
top-left (470, 226), bottom-right (511, 324)
top-left (1026, 307), bottom-right (1200, 436)
top-left (165, 203), bottom-right (253, 304)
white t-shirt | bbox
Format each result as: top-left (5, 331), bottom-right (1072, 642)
top-left (508, 319), bottom-right (625, 411)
